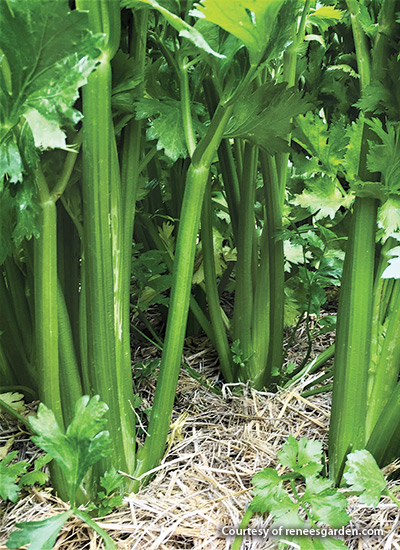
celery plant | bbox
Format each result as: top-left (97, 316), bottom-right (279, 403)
top-left (277, 0), bottom-right (400, 479)
top-left (1, 0), bottom-right (151, 496)
top-left (327, 0), bottom-right (400, 481)
top-left (194, 1), bottom-right (312, 389)
top-left (76, 0), bottom-right (136, 479)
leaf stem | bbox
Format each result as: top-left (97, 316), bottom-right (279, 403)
top-left (386, 489), bottom-right (400, 510)
top-left (73, 509), bottom-right (117, 549)
top-left (51, 131), bottom-right (82, 200)
top-left (0, 396), bottom-right (31, 429)
top-left (231, 508), bottom-right (254, 550)
top-left (179, 57), bottom-right (196, 157)
top-left (201, 180), bottom-right (234, 382)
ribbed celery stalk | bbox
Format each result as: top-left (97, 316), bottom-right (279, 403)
top-left (80, 58), bottom-right (126, 470)
top-left (0, 341), bottom-right (16, 387)
top-left (117, 10), bottom-right (149, 476)
top-left (201, 181), bottom-right (234, 382)
top-left (269, 0), bottom-right (310, 377)
top-left (57, 203), bottom-right (81, 357)
top-left (133, 103), bottom-right (233, 487)
top-left (329, 197), bottom-right (377, 482)
top-left (251, 222), bottom-right (271, 387)
top-left (4, 258), bottom-right (32, 358)
top-left (366, 281), bottom-right (400, 438)
top-left (260, 153), bottom-right (284, 379)
top-left (34, 168), bottom-right (63, 428)
top-left (367, 379), bottom-right (400, 467)
top-left (329, 0), bottom-right (394, 483)
top-left (232, 143), bottom-right (259, 384)
top-left (366, 238), bottom-right (400, 437)
top-left (58, 281), bottom-right (83, 426)
top-left (0, 270), bottom-right (36, 389)
top-left (34, 168), bottom-right (70, 500)
top-left (363, 0), bottom-right (397, 441)
top-left (77, 0), bottom-right (136, 476)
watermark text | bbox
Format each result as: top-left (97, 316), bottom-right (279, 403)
top-left (219, 525), bottom-right (384, 539)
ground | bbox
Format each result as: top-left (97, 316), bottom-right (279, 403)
top-left (1, 320), bottom-right (400, 550)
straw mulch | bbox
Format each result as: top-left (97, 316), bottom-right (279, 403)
top-left (1, 329), bottom-right (399, 550)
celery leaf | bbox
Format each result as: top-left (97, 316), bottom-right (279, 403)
top-left (0, 139), bottom-right (22, 185)
top-left (292, 176), bottom-right (353, 220)
top-left (354, 82), bottom-right (391, 115)
top-left (358, 4), bottom-right (378, 38)
top-left (367, 119), bottom-right (400, 192)
top-left (382, 246), bottom-right (400, 279)
top-left (251, 468), bottom-right (303, 526)
top-left (294, 113), bottom-right (349, 176)
top-left (190, 0), bottom-right (297, 65)
top-left (29, 396), bottom-right (112, 501)
top-left (0, 0), bottom-right (102, 150)
top-left (135, 98), bottom-right (189, 161)
top-left (6, 510), bottom-right (73, 550)
top-left (225, 82), bottom-right (309, 154)
top-left (0, 0), bottom-right (102, 262)
top-left (0, 451), bottom-right (28, 502)
top-left (100, 467), bottom-right (124, 495)
top-left (278, 435), bottom-right (323, 477)
top-left (248, 437), bottom-right (350, 548)
top-left (378, 197), bottom-right (400, 239)
top-left (19, 455), bottom-right (52, 488)
top-left (0, 392), bottom-right (25, 413)
top-left (344, 117), bottom-right (364, 181)
top-left (308, 6), bottom-right (344, 33)
top-left (302, 476), bottom-right (350, 528)
top-left (344, 450), bottom-right (387, 506)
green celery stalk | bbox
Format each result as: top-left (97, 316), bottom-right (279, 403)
top-left (329, 197), bottom-right (377, 483)
top-left (366, 280), bottom-right (400, 438)
top-left (0, 340), bottom-right (17, 387)
top-left (57, 281), bottom-right (83, 426)
top-left (329, 0), bottom-right (396, 482)
top-left (0, 270), bottom-right (36, 389)
top-left (251, 222), bottom-right (271, 387)
top-left (367, 379), bottom-right (400, 467)
top-left (57, 202), bottom-right (81, 359)
top-left (201, 181), bottom-right (235, 382)
top-left (34, 169), bottom-right (63, 428)
top-left (260, 153), bottom-right (284, 379)
top-left (363, 0), bottom-right (398, 442)
top-left (232, 143), bottom-right (260, 385)
top-left (329, 0), bottom-right (373, 483)
top-left (77, 0), bottom-right (136, 477)
top-left (34, 168), bottom-right (70, 500)
top-left (132, 102), bottom-right (233, 487)
top-left (4, 258), bottom-right (32, 358)
top-left (269, 0), bottom-right (311, 377)
top-left (80, 58), bottom-right (127, 472)
top-left (117, 11), bottom-right (149, 476)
